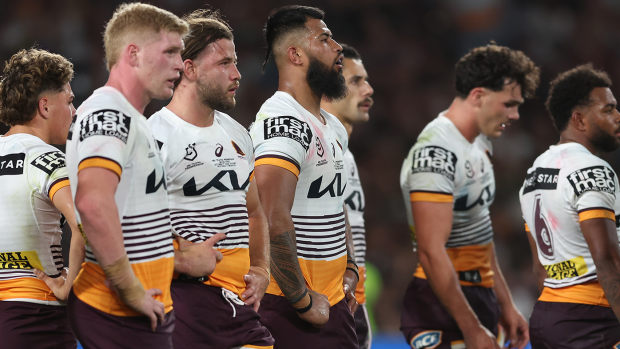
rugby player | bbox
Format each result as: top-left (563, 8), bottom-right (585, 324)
top-left (520, 64), bottom-right (620, 347)
top-left (148, 9), bottom-right (274, 349)
top-left (249, 5), bottom-right (359, 348)
top-left (321, 43), bottom-right (374, 349)
top-left (400, 44), bottom-right (539, 349)
top-left (0, 48), bottom-right (82, 349)
top-left (65, 4), bottom-right (221, 348)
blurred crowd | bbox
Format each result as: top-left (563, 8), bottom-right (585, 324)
top-left (2, 0), bottom-right (620, 333)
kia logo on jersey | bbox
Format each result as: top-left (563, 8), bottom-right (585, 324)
top-left (184, 143), bottom-right (197, 161)
top-left (215, 143), bottom-right (224, 157)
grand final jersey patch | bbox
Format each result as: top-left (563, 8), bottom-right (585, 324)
top-left (411, 145), bottom-right (457, 181)
top-left (79, 109), bottom-right (131, 143)
top-left (263, 116), bottom-right (313, 151)
top-left (31, 151), bottom-right (66, 175)
top-left (567, 166), bottom-right (615, 197)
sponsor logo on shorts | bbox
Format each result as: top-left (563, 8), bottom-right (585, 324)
top-left (0, 153), bottom-right (25, 176)
top-left (411, 330), bottom-right (442, 349)
top-left (0, 251), bottom-right (43, 270)
top-left (264, 116), bottom-right (312, 151)
top-left (459, 270), bottom-right (482, 283)
top-left (567, 166), bottom-right (615, 197)
top-left (543, 256), bottom-right (588, 280)
top-left (79, 109), bottom-right (131, 143)
top-left (31, 151), bottom-right (65, 175)
top-left (412, 146), bottom-right (457, 181)
top-left (184, 143), bottom-right (197, 161)
top-left (613, 341), bottom-right (620, 349)
top-left (522, 167), bottom-right (560, 194)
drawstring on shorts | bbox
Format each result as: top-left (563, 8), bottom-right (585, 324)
top-left (221, 288), bottom-right (244, 318)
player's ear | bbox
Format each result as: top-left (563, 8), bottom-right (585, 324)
top-left (468, 87), bottom-right (484, 107)
top-left (571, 110), bottom-right (587, 132)
top-left (37, 96), bottom-right (50, 119)
top-left (125, 43), bottom-right (140, 67)
top-left (287, 46), bottom-right (304, 66)
top-left (183, 59), bottom-right (197, 81)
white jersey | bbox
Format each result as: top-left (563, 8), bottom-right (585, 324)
top-left (342, 149), bottom-right (368, 304)
top-left (0, 134), bottom-right (69, 305)
top-left (65, 86), bottom-right (174, 316)
top-left (400, 112), bottom-right (496, 287)
top-left (250, 91), bottom-right (349, 306)
top-left (519, 143), bottom-right (620, 305)
top-left (148, 108), bottom-right (254, 297)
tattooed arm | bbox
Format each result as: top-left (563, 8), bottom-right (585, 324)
top-left (254, 164), bottom-right (330, 327)
top-left (342, 205), bottom-right (359, 313)
top-left (581, 218), bottom-right (620, 321)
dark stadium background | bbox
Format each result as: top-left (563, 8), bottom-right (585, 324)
top-left (2, 0), bottom-right (620, 344)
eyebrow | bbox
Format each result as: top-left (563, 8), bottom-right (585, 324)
top-left (604, 103), bottom-right (616, 109)
top-left (318, 32), bottom-right (332, 39)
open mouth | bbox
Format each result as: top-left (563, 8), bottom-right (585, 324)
top-left (334, 54), bottom-right (344, 68)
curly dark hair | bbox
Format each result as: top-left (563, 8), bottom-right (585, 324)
top-left (340, 44), bottom-right (361, 60)
top-left (455, 44), bottom-right (540, 100)
top-left (0, 49), bottom-right (74, 126)
top-left (546, 63), bottom-right (612, 132)
top-left (262, 5), bottom-right (324, 72)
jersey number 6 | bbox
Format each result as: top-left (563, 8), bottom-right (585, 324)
top-left (534, 194), bottom-right (554, 260)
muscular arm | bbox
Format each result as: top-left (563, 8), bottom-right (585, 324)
top-left (581, 218), bottom-right (620, 321)
top-left (413, 201), bottom-right (499, 349)
top-left (526, 231), bottom-right (547, 294)
top-left (342, 205), bottom-right (359, 312)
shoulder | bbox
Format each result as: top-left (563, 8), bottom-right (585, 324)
top-left (25, 141), bottom-right (66, 176)
top-left (147, 108), bottom-right (178, 144)
top-left (475, 135), bottom-right (493, 155)
top-left (215, 111), bottom-right (253, 152)
top-left (323, 111), bottom-right (349, 152)
top-left (75, 88), bottom-right (136, 144)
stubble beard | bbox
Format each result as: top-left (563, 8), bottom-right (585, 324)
top-left (196, 78), bottom-right (236, 111)
top-left (590, 122), bottom-right (620, 152)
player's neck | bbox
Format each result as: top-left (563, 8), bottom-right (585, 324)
top-left (559, 130), bottom-right (599, 155)
top-left (4, 120), bottom-right (49, 144)
top-left (278, 76), bottom-right (325, 124)
top-left (106, 65), bottom-right (151, 114)
top-left (166, 87), bottom-right (215, 128)
top-left (444, 97), bottom-right (479, 143)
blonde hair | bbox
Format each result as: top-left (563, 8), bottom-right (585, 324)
top-left (103, 3), bottom-right (189, 71)
top-left (0, 49), bottom-right (73, 126)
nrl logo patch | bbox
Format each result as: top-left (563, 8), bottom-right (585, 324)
top-left (184, 143), bottom-right (197, 161)
top-left (411, 330), bottom-right (442, 349)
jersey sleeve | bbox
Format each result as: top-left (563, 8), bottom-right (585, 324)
top-left (563, 164), bottom-right (617, 222)
top-left (29, 150), bottom-right (70, 201)
top-left (73, 108), bottom-right (133, 178)
top-left (402, 140), bottom-right (458, 203)
top-left (250, 116), bottom-right (310, 178)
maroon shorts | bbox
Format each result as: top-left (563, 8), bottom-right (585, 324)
top-left (530, 301), bottom-right (620, 348)
top-left (355, 304), bottom-right (371, 349)
top-left (400, 277), bottom-right (500, 348)
top-left (170, 280), bottom-right (274, 349)
top-left (0, 301), bottom-right (77, 349)
top-left (258, 293), bottom-right (357, 349)
top-left (67, 289), bottom-right (175, 349)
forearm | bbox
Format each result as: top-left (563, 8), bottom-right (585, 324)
top-left (343, 205), bottom-right (356, 263)
top-left (490, 243), bottom-right (517, 310)
top-left (269, 216), bottom-right (307, 303)
top-left (67, 225), bottom-right (85, 284)
top-left (249, 208), bottom-right (270, 271)
top-left (596, 263), bottom-right (620, 320)
top-left (419, 248), bottom-right (481, 331)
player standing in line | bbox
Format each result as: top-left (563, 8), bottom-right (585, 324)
top-left (65, 4), bottom-right (221, 348)
top-left (321, 43), bottom-right (374, 349)
top-left (400, 44), bottom-right (539, 349)
top-left (520, 64), bottom-right (620, 348)
top-left (0, 48), bottom-right (83, 349)
top-left (249, 5), bottom-right (359, 348)
top-left (148, 9), bottom-right (274, 349)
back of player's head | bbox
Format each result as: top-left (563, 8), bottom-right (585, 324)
top-left (104, 3), bottom-right (189, 71)
top-left (455, 43), bottom-right (540, 100)
top-left (340, 44), bottom-right (361, 61)
top-left (262, 5), bottom-right (325, 72)
top-left (546, 64), bottom-right (612, 132)
top-left (0, 48), bottom-right (74, 126)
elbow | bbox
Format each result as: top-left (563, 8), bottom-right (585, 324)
top-left (74, 192), bottom-right (100, 221)
top-left (417, 245), bottom-right (434, 269)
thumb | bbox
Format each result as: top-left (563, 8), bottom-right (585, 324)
top-left (175, 236), bottom-right (190, 249)
top-left (33, 269), bottom-right (50, 282)
top-left (204, 233), bottom-right (226, 248)
top-left (244, 273), bottom-right (252, 284)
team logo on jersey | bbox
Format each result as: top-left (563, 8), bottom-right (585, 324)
top-left (544, 256), bottom-right (588, 280)
top-left (533, 194), bottom-right (554, 259)
top-left (464, 160), bottom-right (474, 178)
top-left (79, 109), bottom-right (131, 143)
top-left (184, 143), bottom-right (197, 161)
top-left (31, 151), bottom-right (65, 175)
top-left (0, 153), bottom-right (25, 176)
top-left (316, 137), bottom-right (325, 157)
top-left (231, 140), bottom-right (245, 156)
top-left (307, 173), bottom-right (346, 198)
top-left (410, 330), bottom-right (442, 349)
top-left (412, 146), bottom-right (457, 181)
top-left (264, 116), bottom-right (312, 151)
top-left (567, 166), bottom-right (615, 197)
top-left (522, 167), bottom-right (560, 194)
top-left (215, 143), bottom-right (224, 157)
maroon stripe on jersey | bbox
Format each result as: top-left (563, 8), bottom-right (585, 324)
top-left (297, 237), bottom-right (346, 246)
top-left (171, 215), bottom-right (248, 225)
top-left (291, 212), bottom-right (344, 219)
top-left (170, 210), bottom-right (247, 220)
top-left (297, 247), bottom-right (346, 259)
top-left (122, 215), bottom-right (172, 226)
top-left (123, 208), bottom-right (169, 220)
top-left (128, 249), bottom-right (174, 262)
top-left (409, 189), bottom-right (452, 195)
top-left (295, 223), bottom-right (346, 233)
top-left (172, 204), bottom-right (246, 214)
top-left (123, 221), bottom-right (170, 233)
top-left (124, 235), bottom-right (172, 248)
top-left (293, 218), bottom-right (345, 226)
top-left (297, 231), bottom-right (345, 240)
top-left (255, 154), bottom-right (300, 170)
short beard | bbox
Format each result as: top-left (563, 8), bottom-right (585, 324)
top-left (306, 56), bottom-right (348, 102)
top-left (196, 78), bottom-right (236, 111)
top-left (590, 122), bottom-right (620, 152)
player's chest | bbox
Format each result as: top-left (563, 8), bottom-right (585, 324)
top-left (300, 127), bottom-right (346, 198)
top-left (453, 149), bottom-right (495, 211)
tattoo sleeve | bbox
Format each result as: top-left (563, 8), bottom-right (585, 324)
top-left (270, 229), bottom-right (307, 303)
top-left (343, 205), bottom-right (356, 263)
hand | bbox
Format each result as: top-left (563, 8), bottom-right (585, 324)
top-left (104, 278), bottom-right (165, 332)
top-left (241, 268), bottom-right (269, 312)
top-left (463, 324), bottom-right (501, 349)
top-left (175, 233), bottom-right (225, 277)
top-left (34, 268), bottom-right (71, 301)
top-left (500, 306), bottom-right (529, 349)
top-left (342, 268), bottom-right (359, 314)
top-left (294, 290), bottom-right (330, 328)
